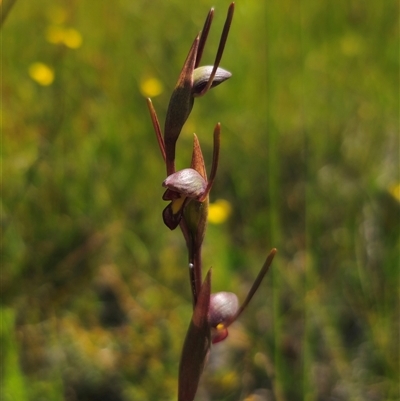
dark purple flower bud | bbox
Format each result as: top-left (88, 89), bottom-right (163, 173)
top-left (162, 202), bottom-right (185, 230)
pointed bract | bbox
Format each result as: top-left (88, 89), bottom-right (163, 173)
top-left (164, 36), bottom-right (199, 175)
top-left (191, 134), bottom-right (207, 180)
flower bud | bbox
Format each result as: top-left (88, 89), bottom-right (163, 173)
top-left (209, 292), bottom-right (239, 344)
top-left (209, 292), bottom-right (239, 327)
top-left (192, 66), bottom-right (232, 96)
top-left (163, 168), bottom-right (207, 199)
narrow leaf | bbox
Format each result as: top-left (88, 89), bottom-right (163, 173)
top-left (146, 98), bottom-right (166, 162)
top-left (230, 248), bottom-right (277, 325)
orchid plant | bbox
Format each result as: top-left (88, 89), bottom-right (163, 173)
top-left (147, 3), bottom-right (277, 400)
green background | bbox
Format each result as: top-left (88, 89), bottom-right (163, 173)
top-left (2, 0), bottom-right (399, 400)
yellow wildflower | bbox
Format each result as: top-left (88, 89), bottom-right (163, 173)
top-left (389, 183), bottom-right (400, 203)
top-left (46, 26), bottom-right (82, 49)
top-left (63, 28), bottom-right (83, 49)
top-left (28, 62), bottom-right (54, 86)
top-left (140, 77), bottom-right (164, 97)
top-left (208, 199), bottom-right (232, 224)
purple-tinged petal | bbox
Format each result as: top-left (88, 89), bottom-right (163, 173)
top-left (163, 168), bottom-right (207, 199)
top-left (192, 66), bottom-right (232, 96)
top-left (162, 202), bottom-right (185, 230)
top-left (209, 292), bottom-right (239, 344)
top-left (209, 292), bottom-right (239, 328)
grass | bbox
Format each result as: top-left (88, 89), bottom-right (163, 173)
top-left (2, 0), bottom-right (399, 400)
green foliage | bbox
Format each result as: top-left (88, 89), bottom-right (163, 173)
top-left (3, 0), bottom-right (399, 400)
top-left (1, 309), bottom-right (28, 401)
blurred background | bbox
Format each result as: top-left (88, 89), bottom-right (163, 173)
top-left (2, 0), bottom-right (399, 400)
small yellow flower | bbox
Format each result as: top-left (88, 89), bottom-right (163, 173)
top-left (208, 199), bottom-right (232, 224)
top-left (63, 28), bottom-right (83, 49)
top-left (46, 26), bottom-right (82, 49)
top-left (140, 77), bottom-right (164, 97)
top-left (389, 183), bottom-right (400, 203)
top-left (28, 62), bottom-right (54, 86)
